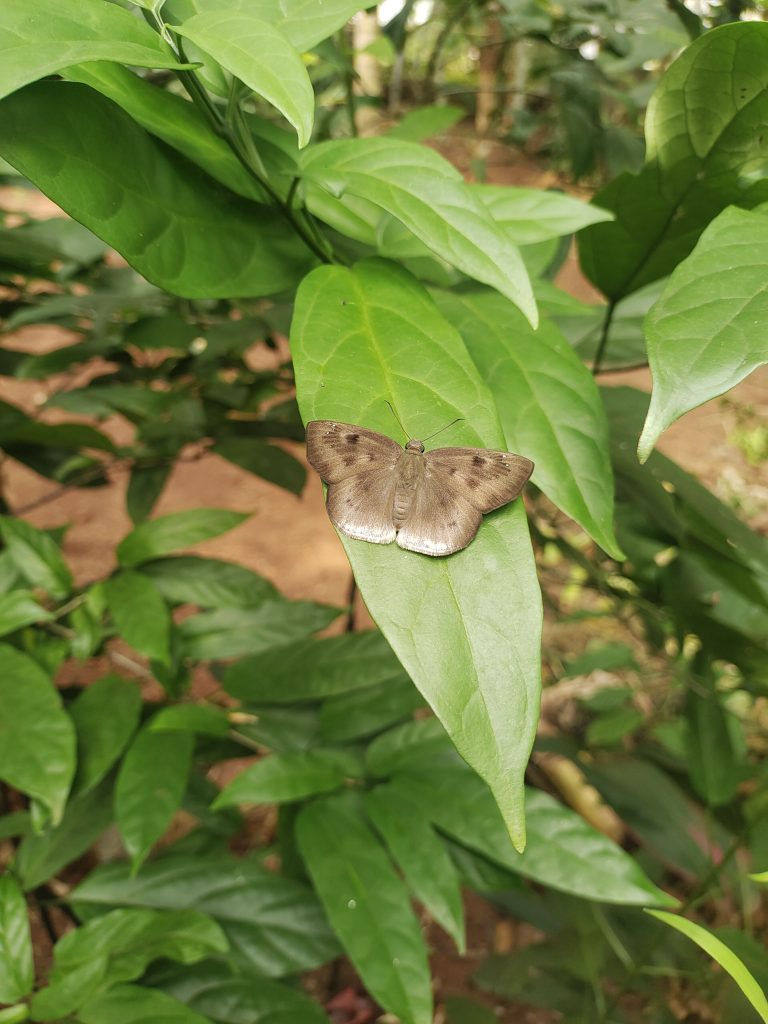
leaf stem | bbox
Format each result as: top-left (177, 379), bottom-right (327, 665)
top-left (591, 299), bottom-right (616, 375)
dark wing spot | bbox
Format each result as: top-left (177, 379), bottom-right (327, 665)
top-left (467, 476), bottom-right (480, 489)
top-left (472, 455), bottom-right (485, 466)
top-left (449, 467), bottom-right (458, 476)
top-left (346, 433), bottom-right (360, 444)
top-left (448, 519), bottom-right (457, 527)
top-left (368, 453), bottom-right (376, 461)
top-left (343, 455), bottom-right (356, 466)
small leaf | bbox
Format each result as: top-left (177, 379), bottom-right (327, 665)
top-left (150, 705), bottom-right (230, 737)
top-left (117, 509), bottom-right (249, 567)
top-left (647, 911), bottom-right (768, 1023)
top-left (0, 645), bottom-right (75, 824)
top-left (0, 875), bottom-right (33, 1004)
top-left (141, 556), bottom-right (276, 609)
top-left (0, 517), bottom-right (72, 598)
top-left (115, 722), bottom-right (194, 871)
top-left (213, 749), bottom-right (361, 809)
top-left (104, 570), bottom-right (171, 665)
top-left (173, 13), bottom-right (314, 147)
top-left (70, 675), bottom-right (142, 793)
top-left (213, 438), bottom-right (306, 494)
top-left (0, 590), bottom-right (52, 636)
top-left (297, 795), bottom-right (433, 1024)
top-left (126, 463), bottom-right (171, 523)
top-left (177, 599), bottom-right (337, 659)
top-left (389, 104), bottom-right (464, 142)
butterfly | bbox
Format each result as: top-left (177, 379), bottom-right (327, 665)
top-left (306, 419), bottom-right (534, 556)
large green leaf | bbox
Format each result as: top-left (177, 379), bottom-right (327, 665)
top-left (432, 288), bottom-right (622, 558)
top-left (70, 852), bottom-right (339, 976)
top-left (104, 571), bottom-right (171, 665)
top-left (0, 875), bottom-right (33, 1004)
top-left (0, 82), bottom-right (314, 298)
top-left (79, 985), bottom-right (212, 1024)
top-left (115, 723), bottom-right (194, 870)
top-left (0, 645), bottom-right (75, 824)
top-left (638, 205), bottom-right (768, 460)
top-left (396, 764), bottom-right (674, 907)
top-left (579, 22), bottom-right (768, 300)
top-left (0, 0), bottom-right (188, 102)
top-left (177, 600), bottom-right (338, 659)
top-left (173, 13), bottom-right (313, 147)
top-left (300, 141), bottom-right (537, 324)
top-left (70, 675), bottom-right (142, 794)
top-left (118, 510), bottom-right (249, 567)
top-left (297, 795), bottom-right (432, 1024)
top-left (472, 185), bottom-right (614, 244)
top-left (213, 749), bottom-right (362, 808)
top-left (291, 260), bottom-right (541, 850)
top-left (0, 591), bottom-right (52, 637)
top-left (140, 556), bottom-right (276, 609)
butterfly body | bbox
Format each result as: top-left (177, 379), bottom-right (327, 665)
top-left (306, 420), bottom-right (533, 557)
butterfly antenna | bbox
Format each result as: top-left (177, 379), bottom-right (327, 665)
top-left (384, 400), bottom-right (410, 441)
top-left (422, 417), bottom-right (464, 443)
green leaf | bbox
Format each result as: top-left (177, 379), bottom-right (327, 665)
top-left (70, 676), bottom-right (142, 794)
top-left (431, 288), bottom-right (623, 558)
top-left (173, 13), bottom-right (314, 147)
top-left (0, 875), bottom-right (33, 1004)
top-left (397, 765), bottom-right (674, 907)
top-left (0, 645), bottom-right (75, 824)
top-left (364, 785), bottom-right (465, 952)
top-left (126, 464), bottom-right (171, 524)
top-left (70, 852), bottom-right (339, 976)
top-left (0, 590), bottom-right (52, 636)
top-left (141, 556), bottom-right (276, 609)
top-left (150, 705), bottom-right (231, 737)
top-left (318, 675), bottom-right (425, 742)
top-left (0, 517), bottom-right (72, 598)
top-left (292, 261), bottom-right (541, 851)
top-left (365, 718), bottom-right (453, 778)
top-left (388, 105), bottom-right (465, 142)
top-left (177, 600), bottom-right (338, 659)
top-left (213, 749), bottom-right (361, 808)
top-left (79, 985), bottom-right (212, 1024)
top-left (0, 0), bottom-right (188, 102)
top-left (647, 911), bottom-right (768, 1023)
top-left (0, 82), bottom-right (314, 299)
top-left (684, 664), bottom-right (743, 808)
top-left (472, 185), bottom-right (614, 244)
top-left (586, 707), bottom-right (644, 747)
top-left (117, 510), bottom-right (249, 567)
top-left (213, 439), bottom-right (306, 494)
top-left (579, 22), bottom-right (768, 300)
top-left (297, 795), bottom-right (433, 1024)
top-left (115, 723), bottom-right (194, 870)
top-left (104, 571), bottom-right (171, 665)
top-left (152, 960), bottom-right (330, 1024)
top-left (224, 630), bottom-right (405, 703)
top-left (301, 142), bottom-right (537, 324)
top-left (638, 206), bottom-right (768, 460)
top-left (15, 778), bottom-right (114, 891)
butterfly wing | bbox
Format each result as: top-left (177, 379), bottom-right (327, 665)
top-left (306, 420), bottom-right (402, 546)
top-left (396, 447), bottom-right (533, 556)
top-left (306, 420), bottom-right (402, 482)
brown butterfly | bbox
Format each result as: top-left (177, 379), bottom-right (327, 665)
top-left (306, 419), bottom-right (534, 556)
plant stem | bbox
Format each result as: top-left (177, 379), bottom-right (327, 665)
top-left (592, 299), bottom-right (616, 375)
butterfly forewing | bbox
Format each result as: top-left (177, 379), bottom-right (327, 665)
top-left (306, 420), bottom-right (401, 482)
top-left (424, 448), bottom-right (534, 513)
top-left (327, 470), bottom-right (398, 545)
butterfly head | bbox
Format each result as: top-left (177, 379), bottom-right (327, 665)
top-left (405, 439), bottom-right (425, 453)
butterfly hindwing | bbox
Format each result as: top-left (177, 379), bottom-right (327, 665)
top-left (306, 420), bottom-right (401, 483)
top-left (396, 473), bottom-right (481, 556)
top-left (424, 447), bottom-right (534, 514)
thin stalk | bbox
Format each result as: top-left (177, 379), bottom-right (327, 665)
top-left (592, 299), bottom-right (616, 375)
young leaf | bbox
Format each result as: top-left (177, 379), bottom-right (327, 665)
top-left (646, 911), bottom-right (768, 1023)
top-left (0, 875), bottom-right (33, 1004)
top-left (117, 509), bottom-right (249, 567)
top-left (212, 749), bottom-right (362, 809)
top-left (0, 82), bottom-right (315, 299)
top-left (247, 0), bottom-right (373, 52)
top-left (70, 852), bottom-right (339, 977)
top-left (0, 516), bottom-right (72, 598)
top-left (0, 0), bottom-right (188, 103)
top-left (115, 723), bottom-right (194, 871)
top-left (69, 675), bottom-right (142, 794)
top-left (0, 645), bottom-right (75, 824)
top-left (104, 570), bottom-right (171, 665)
top-left (432, 288), bottom-right (623, 558)
top-left (292, 261), bottom-right (542, 851)
top-left (638, 206), bottom-right (768, 460)
top-left (173, 13), bottom-right (314, 147)
top-left (300, 141), bottom-right (537, 325)
top-left (364, 785), bottom-right (465, 952)
top-left (297, 795), bottom-right (433, 1024)
top-left (78, 984), bottom-right (211, 1024)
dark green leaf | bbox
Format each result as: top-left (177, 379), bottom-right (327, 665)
top-left (0, 516), bottom-right (72, 598)
top-left (0, 82), bottom-right (315, 299)
top-left (177, 600), bottom-right (338, 659)
top-left (70, 675), bottom-right (142, 794)
top-left (141, 557), bottom-right (276, 609)
top-left (297, 795), bottom-right (432, 1024)
top-left (292, 260), bottom-right (541, 850)
top-left (104, 570), bottom-right (171, 665)
top-left (0, 645), bottom-right (75, 823)
top-left (117, 510), bottom-right (249, 568)
top-left (0, 875), bottom-right (33, 1004)
top-left (150, 705), bottom-right (231, 737)
top-left (79, 984), bottom-right (212, 1024)
top-left (685, 663), bottom-right (743, 808)
top-left (318, 675), bottom-right (425, 742)
top-left (213, 749), bottom-right (362, 808)
top-left (71, 852), bottom-right (339, 976)
top-left (365, 718), bottom-right (453, 778)
top-left (213, 439), bottom-right (305, 495)
top-left (115, 723), bottom-right (194, 870)
top-left (126, 464), bottom-right (172, 524)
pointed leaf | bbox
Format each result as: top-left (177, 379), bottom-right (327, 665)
top-left (104, 571), bottom-right (171, 665)
top-left (70, 675), bottom-right (142, 794)
top-left (213, 749), bottom-right (361, 808)
top-left (79, 985), bottom-right (212, 1024)
top-left (117, 510), bottom-right (249, 567)
top-left (0, 517), bottom-right (72, 598)
top-left (472, 184), bottom-right (614, 244)
top-left (178, 599), bottom-right (337, 659)
top-left (141, 556), bottom-right (276, 609)
top-left (0, 875), bottom-right (33, 1004)
top-left (301, 141), bottom-right (537, 324)
top-left (0, 590), bottom-right (52, 636)
top-left (638, 205), bottom-right (768, 460)
top-left (297, 795), bottom-right (433, 1024)
top-left (292, 261), bottom-right (541, 850)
